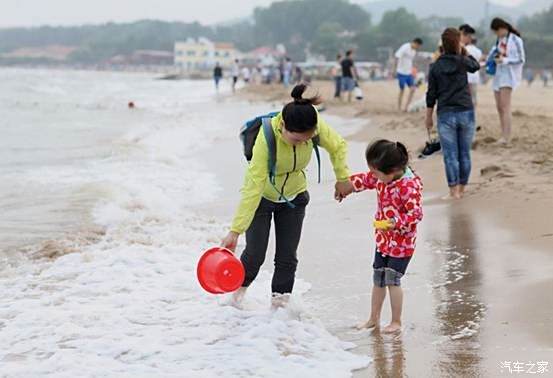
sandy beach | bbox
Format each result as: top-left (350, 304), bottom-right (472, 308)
top-left (229, 79), bottom-right (553, 376)
top-left (1, 69), bottom-right (551, 377)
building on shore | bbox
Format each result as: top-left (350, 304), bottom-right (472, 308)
top-left (174, 38), bottom-right (240, 72)
top-left (107, 50), bottom-right (174, 66)
top-left (241, 46), bottom-right (283, 67)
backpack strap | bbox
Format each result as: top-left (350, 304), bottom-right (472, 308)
top-left (261, 118), bottom-right (277, 184)
top-left (312, 135), bottom-right (321, 184)
top-left (261, 118), bottom-right (296, 208)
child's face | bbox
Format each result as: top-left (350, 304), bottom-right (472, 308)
top-left (369, 166), bottom-right (402, 184)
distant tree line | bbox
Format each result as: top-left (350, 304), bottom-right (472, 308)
top-left (0, 0), bottom-right (552, 67)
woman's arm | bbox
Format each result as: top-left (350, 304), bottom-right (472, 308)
top-left (229, 131), bottom-right (269, 235)
top-left (502, 36), bottom-right (525, 65)
top-left (425, 67), bottom-right (437, 130)
top-left (425, 67), bottom-right (437, 110)
top-left (463, 55), bottom-right (481, 73)
top-left (316, 116), bottom-right (350, 182)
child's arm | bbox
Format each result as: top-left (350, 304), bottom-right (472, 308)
top-left (394, 182), bottom-right (423, 232)
top-left (350, 172), bottom-right (378, 192)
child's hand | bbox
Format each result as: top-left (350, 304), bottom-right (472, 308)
top-left (334, 180), bottom-right (354, 202)
top-left (373, 219), bottom-right (396, 231)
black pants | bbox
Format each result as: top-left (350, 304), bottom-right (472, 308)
top-left (240, 192), bottom-right (309, 294)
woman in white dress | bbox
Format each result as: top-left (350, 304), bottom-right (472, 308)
top-left (488, 18), bottom-right (525, 145)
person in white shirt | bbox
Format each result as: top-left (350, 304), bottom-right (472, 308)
top-left (394, 38), bottom-right (423, 112)
top-left (241, 66), bottom-right (251, 84)
top-left (460, 24), bottom-right (483, 106)
top-left (488, 18), bottom-right (525, 145)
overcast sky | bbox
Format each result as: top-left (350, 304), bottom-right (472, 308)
top-left (2, 0), bottom-right (525, 28)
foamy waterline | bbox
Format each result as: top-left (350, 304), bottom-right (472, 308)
top-left (0, 69), bottom-right (370, 377)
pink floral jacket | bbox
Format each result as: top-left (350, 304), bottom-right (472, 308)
top-left (350, 168), bottom-right (423, 258)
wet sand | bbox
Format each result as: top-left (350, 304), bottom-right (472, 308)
top-left (206, 82), bottom-right (553, 376)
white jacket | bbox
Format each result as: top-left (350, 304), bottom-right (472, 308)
top-left (488, 33), bottom-right (526, 87)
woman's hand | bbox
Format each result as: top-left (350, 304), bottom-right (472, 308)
top-left (221, 231), bottom-right (239, 252)
top-left (425, 115), bottom-right (434, 130)
top-left (334, 180), bottom-right (354, 202)
top-left (494, 56), bottom-right (504, 65)
top-left (425, 107), bottom-right (434, 131)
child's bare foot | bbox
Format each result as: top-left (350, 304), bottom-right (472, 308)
top-left (383, 322), bottom-right (402, 333)
top-left (355, 318), bottom-right (379, 330)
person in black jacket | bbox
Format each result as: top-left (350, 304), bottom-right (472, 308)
top-left (213, 62), bottom-right (223, 93)
top-left (426, 28), bottom-right (480, 200)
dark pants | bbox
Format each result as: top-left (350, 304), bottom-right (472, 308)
top-left (334, 76), bottom-right (342, 97)
top-left (240, 192), bottom-right (309, 294)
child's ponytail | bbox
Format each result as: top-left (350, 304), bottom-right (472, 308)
top-left (366, 139), bottom-right (409, 174)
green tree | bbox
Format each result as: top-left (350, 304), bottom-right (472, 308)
top-left (311, 22), bottom-right (347, 59)
top-left (376, 8), bottom-right (426, 48)
top-left (252, 0), bottom-right (370, 59)
top-left (519, 5), bottom-right (553, 36)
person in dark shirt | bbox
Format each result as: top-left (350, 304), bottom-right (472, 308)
top-left (340, 50), bottom-right (358, 102)
top-left (425, 28), bottom-right (480, 200)
top-left (213, 62), bottom-right (223, 93)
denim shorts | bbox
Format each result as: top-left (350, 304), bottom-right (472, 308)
top-left (373, 250), bottom-right (411, 287)
top-left (342, 77), bottom-right (355, 92)
top-left (397, 73), bottom-right (415, 90)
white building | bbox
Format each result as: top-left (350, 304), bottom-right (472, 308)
top-left (174, 38), bottom-right (240, 71)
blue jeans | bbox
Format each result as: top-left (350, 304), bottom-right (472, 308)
top-left (283, 71), bottom-right (291, 87)
top-left (437, 110), bottom-right (476, 187)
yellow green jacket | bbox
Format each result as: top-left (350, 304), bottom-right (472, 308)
top-left (231, 110), bottom-right (350, 234)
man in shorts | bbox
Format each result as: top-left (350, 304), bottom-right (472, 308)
top-left (394, 38), bottom-right (423, 112)
top-left (341, 50), bottom-right (358, 103)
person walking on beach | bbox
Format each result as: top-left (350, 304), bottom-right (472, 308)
top-left (231, 59), bottom-right (240, 93)
top-left (341, 50), bottom-right (358, 102)
top-left (283, 57), bottom-right (293, 87)
top-left (213, 63), bottom-right (223, 93)
top-left (332, 54), bottom-right (342, 99)
top-left (525, 68), bottom-right (535, 87)
top-left (488, 17), bottom-right (525, 145)
top-left (426, 28), bottom-right (480, 200)
top-left (541, 69), bottom-right (551, 87)
top-left (221, 84), bottom-right (352, 306)
top-left (241, 66), bottom-right (251, 84)
top-left (460, 24), bottom-right (482, 106)
top-left (294, 65), bottom-right (303, 85)
top-left (394, 38), bottom-right (423, 112)
top-left (338, 140), bottom-right (423, 333)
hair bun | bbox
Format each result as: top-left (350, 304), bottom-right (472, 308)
top-left (291, 83), bottom-right (307, 101)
